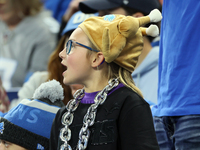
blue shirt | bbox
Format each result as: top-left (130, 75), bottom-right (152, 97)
top-left (152, 0), bottom-right (200, 116)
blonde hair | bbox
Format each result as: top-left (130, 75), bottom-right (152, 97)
top-left (108, 63), bottom-right (143, 97)
top-left (88, 40), bottom-right (143, 98)
top-left (9, 0), bottom-right (42, 16)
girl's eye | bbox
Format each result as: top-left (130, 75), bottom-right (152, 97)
top-left (4, 142), bottom-right (10, 148)
top-left (0, 140), bottom-right (10, 148)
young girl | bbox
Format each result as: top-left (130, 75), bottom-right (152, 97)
top-left (10, 11), bottom-right (94, 108)
top-left (50, 9), bottom-right (162, 150)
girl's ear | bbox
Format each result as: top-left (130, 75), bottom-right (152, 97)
top-left (91, 52), bottom-right (105, 68)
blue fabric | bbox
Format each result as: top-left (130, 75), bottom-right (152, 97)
top-left (24, 71), bottom-right (33, 83)
top-left (42, 0), bottom-right (71, 23)
top-left (152, 0), bottom-right (200, 116)
top-left (0, 112), bottom-right (6, 117)
top-left (151, 40), bottom-right (159, 47)
top-left (153, 115), bottom-right (200, 149)
top-left (4, 99), bottom-right (58, 138)
top-left (62, 11), bottom-right (98, 35)
top-left (7, 90), bottom-right (18, 102)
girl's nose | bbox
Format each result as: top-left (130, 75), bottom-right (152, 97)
top-left (59, 48), bottom-right (66, 59)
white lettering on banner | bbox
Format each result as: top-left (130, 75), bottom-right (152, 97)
top-left (18, 107), bottom-right (29, 119)
top-left (27, 109), bottom-right (40, 123)
top-left (73, 13), bottom-right (96, 24)
top-left (0, 57), bottom-right (17, 90)
top-left (9, 106), bottom-right (40, 123)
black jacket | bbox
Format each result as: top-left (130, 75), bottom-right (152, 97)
top-left (50, 86), bottom-right (159, 150)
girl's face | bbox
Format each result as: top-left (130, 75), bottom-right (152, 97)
top-left (0, 140), bottom-right (26, 150)
top-left (59, 28), bottom-right (93, 85)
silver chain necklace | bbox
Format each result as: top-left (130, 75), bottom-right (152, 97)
top-left (60, 78), bottom-right (119, 150)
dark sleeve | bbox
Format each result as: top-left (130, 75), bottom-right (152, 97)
top-left (49, 107), bottom-right (65, 150)
top-left (118, 96), bottom-right (159, 150)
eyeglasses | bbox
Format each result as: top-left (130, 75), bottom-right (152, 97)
top-left (66, 40), bottom-right (99, 55)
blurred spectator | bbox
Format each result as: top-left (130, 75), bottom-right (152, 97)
top-left (0, 78), bottom-right (10, 113)
top-left (9, 11), bottom-right (95, 109)
top-left (0, 0), bottom-right (59, 90)
top-left (152, 0), bottom-right (200, 149)
top-left (79, 0), bottom-right (161, 105)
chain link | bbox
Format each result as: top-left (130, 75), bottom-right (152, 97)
top-left (60, 78), bottom-right (119, 150)
top-left (59, 88), bottom-right (85, 150)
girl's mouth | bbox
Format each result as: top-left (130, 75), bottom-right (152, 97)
top-left (61, 63), bottom-right (68, 75)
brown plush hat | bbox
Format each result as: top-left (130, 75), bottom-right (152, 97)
top-left (0, 0), bottom-right (6, 4)
top-left (79, 9), bottom-right (162, 73)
